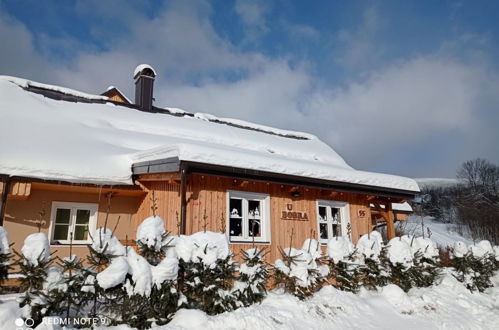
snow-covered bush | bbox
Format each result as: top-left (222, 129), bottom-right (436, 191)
top-left (48, 254), bottom-right (86, 319)
top-left (147, 248), bottom-right (180, 327)
top-left (117, 215), bottom-right (180, 328)
top-left (0, 226), bottom-right (13, 287)
top-left (83, 228), bottom-right (128, 323)
top-left (15, 233), bottom-right (53, 325)
top-left (274, 239), bottom-right (329, 299)
top-left (355, 232), bottom-right (389, 289)
top-left (450, 240), bottom-right (497, 292)
top-left (88, 227), bottom-right (126, 269)
top-left (136, 215), bottom-right (173, 266)
top-left (233, 248), bottom-right (269, 307)
top-left (326, 236), bottom-right (360, 292)
top-left (384, 236), bottom-right (416, 291)
top-left (403, 236), bottom-right (441, 288)
top-left (176, 231), bottom-right (237, 314)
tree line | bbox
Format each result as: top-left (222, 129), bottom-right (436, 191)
top-left (420, 158), bottom-right (499, 244)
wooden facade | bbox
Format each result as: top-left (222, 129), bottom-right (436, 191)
top-left (1, 171), bottom-right (405, 264)
top-left (135, 173), bottom-right (398, 262)
top-left (2, 181), bottom-right (145, 262)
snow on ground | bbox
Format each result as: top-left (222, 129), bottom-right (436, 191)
top-left (156, 273), bottom-right (499, 330)
top-left (125, 273), bottom-right (498, 330)
top-left (402, 215), bottom-right (474, 248)
top-left (1, 274), bottom-right (498, 330)
top-left (0, 76), bottom-right (419, 192)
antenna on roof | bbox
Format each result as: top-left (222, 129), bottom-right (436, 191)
top-left (134, 64), bottom-right (156, 111)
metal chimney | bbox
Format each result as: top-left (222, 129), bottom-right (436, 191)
top-left (133, 64), bottom-right (156, 111)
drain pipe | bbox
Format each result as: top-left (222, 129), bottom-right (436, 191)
top-left (0, 176), bottom-right (11, 226)
top-left (179, 164), bottom-right (188, 235)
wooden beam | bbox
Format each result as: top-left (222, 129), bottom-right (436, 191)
top-left (137, 173), bottom-right (181, 182)
top-left (386, 202), bottom-right (396, 240)
top-left (8, 182), bottom-right (32, 200)
top-left (179, 168), bottom-right (187, 235)
top-left (0, 179), bottom-right (9, 226)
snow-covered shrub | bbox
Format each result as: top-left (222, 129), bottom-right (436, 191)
top-left (176, 231), bottom-right (237, 314)
top-left (136, 215), bottom-right (173, 266)
top-left (127, 215), bottom-right (180, 327)
top-left (385, 236), bottom-right (415, 291)
top-left (450, 240), bottom-right (496, 292)
top-left (355, 232), bottom-right (389, 289)
top-left (403, 236), bottom-right (441, 288)
top-left (326, 236), bottom-right (360, 292)
top-left (147, 248), bottom-right (180, 326)
top-left (88, 227), bottom-right (126, 269)
top-left (0, 226), bottom-right (13, 287)
top-left (48, 254), bottom-right (86, 318)
top-left (274, 240), bottom-right (329, 299)
top-left (15, 233), bottom-right (53, 325)
top-left (233, 248), bottom-right (269, 307)
top-left (83, 228), bottom-right (128, 322)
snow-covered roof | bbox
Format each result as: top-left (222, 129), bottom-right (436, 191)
top-left (0, 76), bottom-right (419, 193)
top-left (392, 202), bottom-right (413, 212)
top-left (370, 203), bottom-right (413, 212)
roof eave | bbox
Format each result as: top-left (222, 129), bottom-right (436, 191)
top-left (131, 158), bottom-right (418, 200)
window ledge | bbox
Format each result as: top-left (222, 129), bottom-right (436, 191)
top-left (50, 243), bottom-right (91, 247)
top-left (229, 241), bottom-right (271, 245)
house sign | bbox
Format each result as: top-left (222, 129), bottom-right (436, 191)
top-left (281, 203), bottom-right (309, 221)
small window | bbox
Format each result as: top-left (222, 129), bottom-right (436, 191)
top-left (50, 202), bottom-right (98, 244)
top-left (227, 191), bottom-right (270, 243)
top-left (317, 200), bottom-right (351, 244)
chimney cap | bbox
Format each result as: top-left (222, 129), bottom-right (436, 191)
top-left (133, 64), bottom-right (157, 80)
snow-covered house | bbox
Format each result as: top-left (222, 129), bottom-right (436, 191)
top-left (0, 65), bottom-right (419, 261)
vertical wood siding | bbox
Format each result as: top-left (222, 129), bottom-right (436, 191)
top-left (137, 174), bottom-right (374, 262)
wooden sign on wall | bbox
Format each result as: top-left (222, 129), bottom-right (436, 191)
top-left (281, 203), bottom-right (309, 221)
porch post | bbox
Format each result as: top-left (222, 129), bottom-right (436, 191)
top-left (179, 166), bottom-right (187, 235)
top-left (386, 202), bottom-right (395, 240)
top-left (0, 177), bottom-right (10, 226)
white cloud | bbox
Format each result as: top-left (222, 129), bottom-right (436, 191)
top-left (336, 7), bottom-right (385, 69)
top-left (282, 21), bottom-right (319, 40)
top-left (234, 0), bottom-right (269, 28)
top-left (234, 0), bottom-right (270, 42)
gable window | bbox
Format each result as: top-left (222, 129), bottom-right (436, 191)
top-left (227, 191), bottom-right (270, 243)
top-left (50, 202), bottom-right (98, 244)
top-left (317, 200), bottom-right (351, 244)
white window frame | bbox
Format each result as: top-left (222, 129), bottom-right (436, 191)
top-left (226, 190), bottom-right (271, 243)
top-left (316, 200), bottom-right (351, 244)
top-left (49, 201), bottom-right (98, 245)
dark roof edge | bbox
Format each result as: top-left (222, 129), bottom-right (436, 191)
top-left (131, 159), bottom-right (418, 199)
top-left (0, 174), bottom-right (139, 190)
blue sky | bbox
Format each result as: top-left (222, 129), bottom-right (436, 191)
top-left (1, 0), bottom-right (498, 178)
